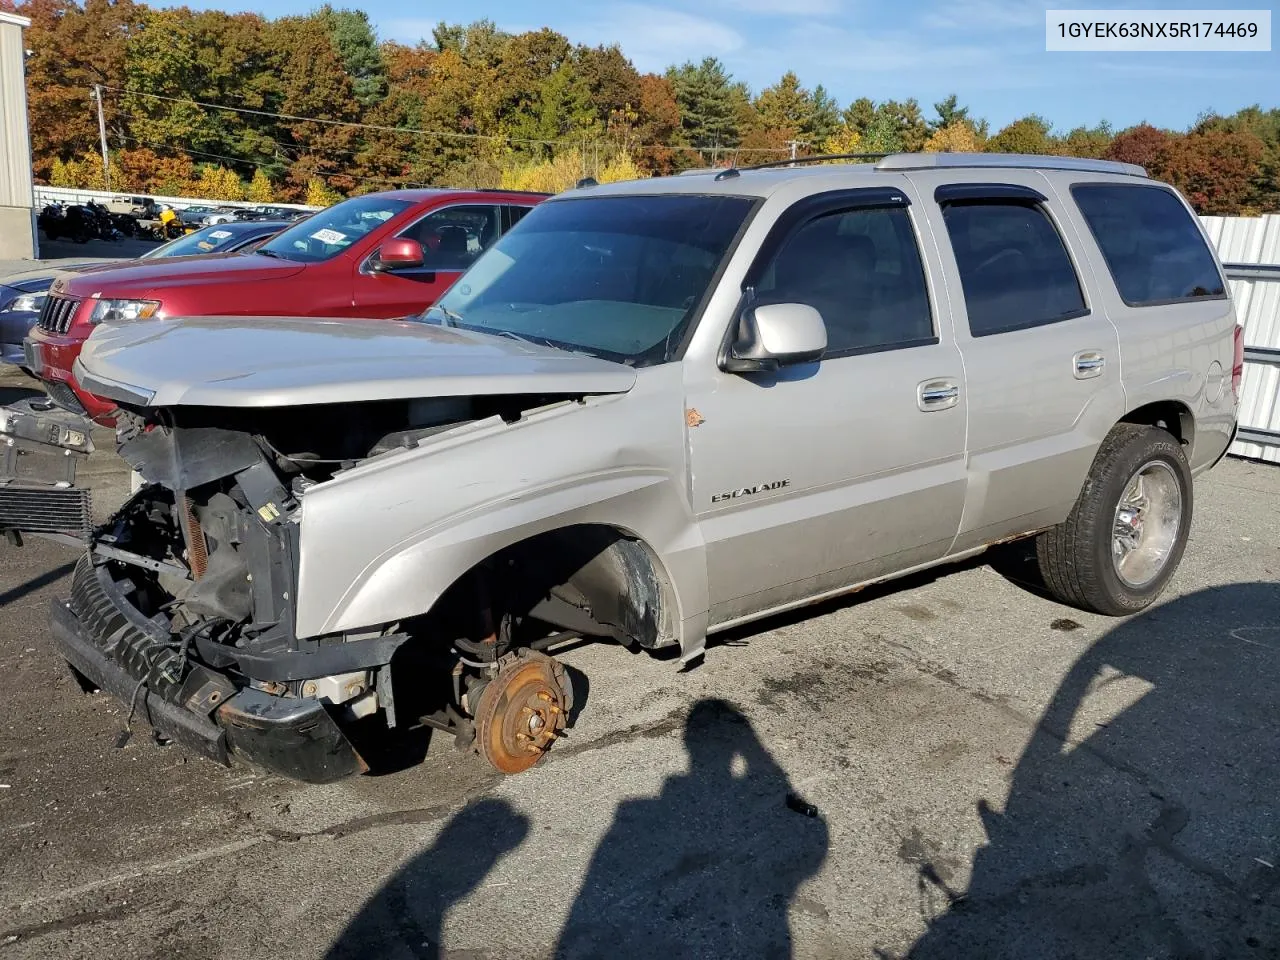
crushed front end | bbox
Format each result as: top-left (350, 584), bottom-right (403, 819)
top-left (46, 409), bottom-right (404, 784)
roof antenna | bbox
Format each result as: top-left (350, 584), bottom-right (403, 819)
top-left (575, 176), bottom-right (598, 189)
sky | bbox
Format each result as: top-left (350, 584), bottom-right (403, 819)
top-left (179, 0), bottom-right (1280, 132)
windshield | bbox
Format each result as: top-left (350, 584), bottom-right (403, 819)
top-left (257, 195), bottom-right (414, 263)
top-left (425, 194), bottom-right (755, 366)
top-left (140, 224), bottom-right (267, 259)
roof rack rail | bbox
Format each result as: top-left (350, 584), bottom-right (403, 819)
top-left (874, 152), bottom-right (1148, 178)
top-left (738, 152), bottom-right (890, 171)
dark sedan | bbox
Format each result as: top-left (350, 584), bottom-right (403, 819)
top-left (1, 220), bottom-right (288, 368)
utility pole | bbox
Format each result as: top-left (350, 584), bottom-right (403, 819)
top-left (91, 85), bottom-right (110, 192)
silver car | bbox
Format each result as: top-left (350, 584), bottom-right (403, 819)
top-left (18, 153), bottom-right (1241, 782)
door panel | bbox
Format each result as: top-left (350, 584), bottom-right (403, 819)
top-left (689, 344), bottom-right (968, 624)
top-left (910, 172), bottom-right (1126, 553)
top-left (683, 197), bottom-right (967, 626)
top-left (949, 319), bottom-right (1124, 552)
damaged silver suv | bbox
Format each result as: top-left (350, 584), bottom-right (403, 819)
top-left (16, 153), bottom-right (1241, 782)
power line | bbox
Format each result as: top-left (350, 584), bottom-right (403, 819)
top-left (116, 134), bottom-right (433, 191)
top-left (102, 84), bottom-right (793, 155)
top-left (105, 86), bottom-right (569, 147)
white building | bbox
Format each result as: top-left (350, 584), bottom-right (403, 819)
top-left (0, 11), bottom-right (35, 260)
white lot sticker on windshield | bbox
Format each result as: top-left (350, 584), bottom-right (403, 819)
top-left (310, 228), bottom-right (347, 245)
top-left (209, 230), bottom-right (232, 239)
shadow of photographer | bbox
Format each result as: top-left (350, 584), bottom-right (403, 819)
top-left (905, 582), bottom-right (1280, 959)
top-left (326, 698), bottom-right (828, 959)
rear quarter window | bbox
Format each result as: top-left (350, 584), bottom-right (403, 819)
top-left (1070, 183), bottom-right (1225, 306)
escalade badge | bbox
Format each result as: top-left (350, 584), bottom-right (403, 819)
top-left (711, 480), bottom-right (790, 504)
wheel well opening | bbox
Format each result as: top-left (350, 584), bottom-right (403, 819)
top-left (1121, 401), bottom-right (1194, 450)
top-left (428, 524), bottom-right (680, 653)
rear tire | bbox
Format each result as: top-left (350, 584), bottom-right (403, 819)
top-left (1036, 424), bottom-right (1192, 616)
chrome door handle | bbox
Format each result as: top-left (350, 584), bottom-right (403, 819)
top-left (1074, 351), bottom-right (1106, 379)
top-left (918, 379), bottom-right (959, 411)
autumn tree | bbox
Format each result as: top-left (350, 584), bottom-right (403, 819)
top-left (245, 168), bottom-right (275, 203)
top-left (1195, 107), bottom-right (1280, 211)
top-left (987, 115), bottom-right (1053, 154)
top-left (924, 121), bottom-right (982, 153)
top-left (632, 73), bottom-right (681, 173)
top-left (265, 13), bottom-right (361, 197)
top-left (1156, 130), bottom-right (1265, 214)
top-left (305, 176), bottom-right (342, 206)
top-left (19, 0), bottom-right (145, 179)
top-left (1056, 123), bottom-right (1113, 158)
top-left (1104, 123), bottom-right (1169, 169)
top-left (195, 164), bottom-right (245, 201)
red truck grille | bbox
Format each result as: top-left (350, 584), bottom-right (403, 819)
top-left (38, 294), bottom-right (82, 334)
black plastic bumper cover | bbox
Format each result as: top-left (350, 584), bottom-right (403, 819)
top-left (50, 597), bottom-right (367, 785)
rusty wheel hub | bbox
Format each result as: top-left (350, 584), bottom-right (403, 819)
top-left (474, 649), bottom-right (572, 774)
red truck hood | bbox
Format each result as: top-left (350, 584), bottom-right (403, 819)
top-left (50, 253), bottom-right (307, 299)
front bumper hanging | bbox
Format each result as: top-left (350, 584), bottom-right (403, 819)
top-left (50, 554), bottom-right (367, 784)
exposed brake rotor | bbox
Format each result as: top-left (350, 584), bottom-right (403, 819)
top-left (474, 648), bottom-right (573, 774)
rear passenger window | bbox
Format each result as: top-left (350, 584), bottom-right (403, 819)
top-left (942, 201), bottom-right (1087, 337)
top-left (1071, 183), bottom-right (1225, 306)
top-left (755, 206), bottom-right (934, 356)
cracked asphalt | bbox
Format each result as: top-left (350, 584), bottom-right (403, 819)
top-left (2, 366), bottom-right (1279, 959)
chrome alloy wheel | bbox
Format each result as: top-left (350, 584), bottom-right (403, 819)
top-left (1111, 460), bottom-right (1182, 589)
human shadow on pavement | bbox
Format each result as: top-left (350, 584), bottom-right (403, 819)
top-left (905, 583), bottom-right (1280, 960)
top-left (556, 698), bottom-right (830, 959)
top-left (324, 797), bottom-right (530, 960)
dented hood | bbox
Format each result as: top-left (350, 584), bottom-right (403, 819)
top-left (75, 315), bottom-right (637, 408)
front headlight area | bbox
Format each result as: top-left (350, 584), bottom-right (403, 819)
top-left (89, 299), bottom-right (162, 324)
top-left (0, 290), bottom-right (46, 314)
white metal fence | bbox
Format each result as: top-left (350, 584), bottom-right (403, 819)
top-left (1201, 214), bottom-right (1280, 463)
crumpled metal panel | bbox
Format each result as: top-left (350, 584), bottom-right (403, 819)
top-left (1201, 214), bottom-right (1280, 464)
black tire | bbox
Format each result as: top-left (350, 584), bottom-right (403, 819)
top-left (1036, 424), bottom-right (1193, 616)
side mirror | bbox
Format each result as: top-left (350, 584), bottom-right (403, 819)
top-left (372, 238), bottom-right (425, 272)
top-left (723, 302), bottom-right (827, 373)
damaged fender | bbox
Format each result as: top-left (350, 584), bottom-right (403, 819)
top-left (294, 366), bottom-right (710, 657)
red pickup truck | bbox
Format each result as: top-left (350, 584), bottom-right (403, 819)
top-left (25, 188), bottom-right (547, 421)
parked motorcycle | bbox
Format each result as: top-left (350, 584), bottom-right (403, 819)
top-left (109, 211), bottom-right (138, 237)
top-left (83, 202), bottom-right (122, 240)
top-left (51, 204), bottom-right (93, 244)
top-left (36, 203), bottom-right (68, 240)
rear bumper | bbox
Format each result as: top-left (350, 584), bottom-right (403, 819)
top-left (51, 556), bottom-right (367, 784)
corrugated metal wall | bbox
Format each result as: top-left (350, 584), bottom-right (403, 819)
top-left (0, 13), bottom-right (34, 211)
top-left (1202, 214), bottom-right (1280, 463)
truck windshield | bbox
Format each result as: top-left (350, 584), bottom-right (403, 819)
top-left (424, 193), bottom-right (755, 366)
top-left (257, 196), bottom-right (414, 263)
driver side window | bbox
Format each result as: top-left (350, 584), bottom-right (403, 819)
top-left (401, 205), bottom-right (501, 271)
top-left (754, 204), bottom-right (935, 357)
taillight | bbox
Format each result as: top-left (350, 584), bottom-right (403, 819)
top-left (1231, 323), bottom-right (1245, 403)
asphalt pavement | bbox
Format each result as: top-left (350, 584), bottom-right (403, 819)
top-left (1, 364), bottom-right (1278, 959)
